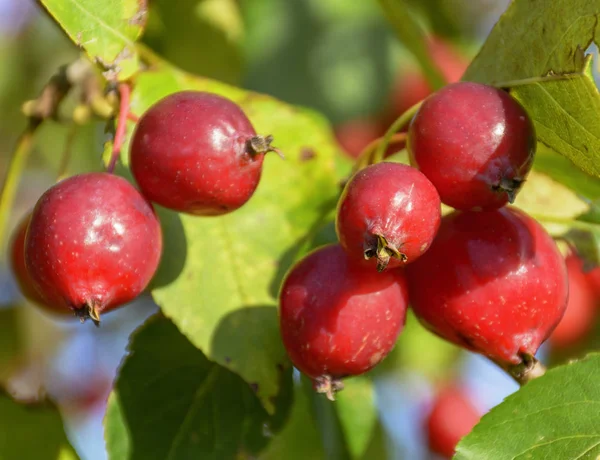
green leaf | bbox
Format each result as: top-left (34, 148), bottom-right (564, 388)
top-left (455, 353), bottom-right (600, 460)
top-left (463, 0), bottom-right (600, 177)
top-left (260, 379), bottom-right (326, 460)
top-left (0, 390), bottom-right (78, 460)
top-left (513, 170), bottom-right (589, 225)
top-left (402, 0), bottom-right (462, 38)
top-left (511, 67), bottom-right (600, 178)
top-left (566, 208), bottom-right (600, 268)
top-left (336, 376), bottom-right (378, 459)
top-left (377, 0), bottom-right (447, 89)
top-left (104, 314), bottom-right (292, 460)
top-left (261, 375), bottom-right (387, 460)
top-left (123, 65), bottom-right (346, 411)
top-left (39, 0), bottom-right (147, 80)
top-left (534, 144), bottom-right (600, 202)
top-left (240, 0), bottom-right (396, 123)
top-left (304, 376), bottom-right (351, 460)
top-left (34, 121), bottom-right (106, 176)
top-left (143, 0), bottom-right (243, 83)
top-left (0, 307), bottom-right (22, 383)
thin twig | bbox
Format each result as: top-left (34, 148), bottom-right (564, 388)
top-left (107, 83), bottom-right (131, 174)
top-left (0, 121), bottom-right (41, 250)
top-left (354, 132), bottom-right (408, 173)
top-left (56, 123), bottom-right (78, 181)
top-left (373, 101), bottom-right (422, 163)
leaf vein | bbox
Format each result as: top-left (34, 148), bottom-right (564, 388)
top-left (486, 400), bottom-right (600, 430)
top-left (67, 0), bottom-right (134, 46)
top-left (166, 365), bottom-right (221, 459)
top-left (513, 435), bottom-right (600, 459)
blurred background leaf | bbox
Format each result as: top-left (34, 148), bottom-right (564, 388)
top-left (0, 389), bottom-right (78, 460)
top-left (143, 0), bottom-right (243, 84)
top-left (0, 306), bottom-right (22, 383)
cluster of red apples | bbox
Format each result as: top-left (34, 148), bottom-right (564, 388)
top-left (279, 80), bottom-right (579, 400)
top-left (10, 91), bottom-right (278, 325)
top-left (8, 74), bottom-right (598, 418)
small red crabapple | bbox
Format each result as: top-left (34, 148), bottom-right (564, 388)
top-left (408, 82), bottom-right (536, 210)
top-left (130, 91), bottom-right (281, 216)
top-left (25, 173), bottom-right (162, 325)
top-left (279, 244), bottom-right (408, 399)
top-left (336, 162), bottom-right (441, 271)
top-left (406, 207), bottom-right (567, 370)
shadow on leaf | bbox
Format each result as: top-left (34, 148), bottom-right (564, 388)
top-left (149, 206), bottom-right (188, 289)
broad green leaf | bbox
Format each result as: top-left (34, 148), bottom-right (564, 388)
top-left (0, 390), bottom-right (77, 460)
top-left (336, 376), bottom-right (378, 459)
top-left (567, 207), bottom-right (600, 267)
top-left (0, 307), bottom-right (22, 383)
top-left (39, 0), bottom-right (147, 80)
top-left (143, 0), bottom-right (243, 83)
top-left (455, 353), bottom-right (600, 460)
top-left (123, 64), bottom-right (346, 411)
top-left (301, 374), bottom-right (388, 460)
top-left (34, 121), bottom-right (106, 176)
top-left (304, 376), bottom-right (352, 460)
top-left (514, 171), bottom-right (589, 226)
top-left (104, 315), bottom-right (292, 460)
top-left (359, 422), bottom-right (391, 460)
top-left (511, 67), bottom-right (600, 178)
top-left (261, 375), bottom-right (388, 460)
top-left (534, 144), bottom-right (600, 202)
top-left (463, 0), bottom-right (600, 177)
top-left (241, 0), bottom-right (396, 123)
top-left (260, 379), bottom-right (326, 460)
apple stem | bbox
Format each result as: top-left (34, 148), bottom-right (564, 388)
top-left (74, 302), bottom-right (101, 327)
top-left (491, 177), bottom-right (523, 204)
top-left (107, 83), bottom-right (132, 174)
top-left (248, 135), bottom-right (284, 159)
top-left (495, 353), bottom-right (546, 386)
top-left (364, 234), bottom-right (407, 272)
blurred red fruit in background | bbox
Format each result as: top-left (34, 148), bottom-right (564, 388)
top-left (334, 118), bottom-right (385, 159)
top-left (550, 253), bottom-right (598, 348)
top-left (425, 386), bottom-right (481, 459)
top-left (387, 36), bottom-right (468, 124)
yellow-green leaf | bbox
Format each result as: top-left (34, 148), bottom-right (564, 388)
top-left (39, 0), bottom-right (147, 80)
top-left (463, 0), bottom-right (600, 177)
